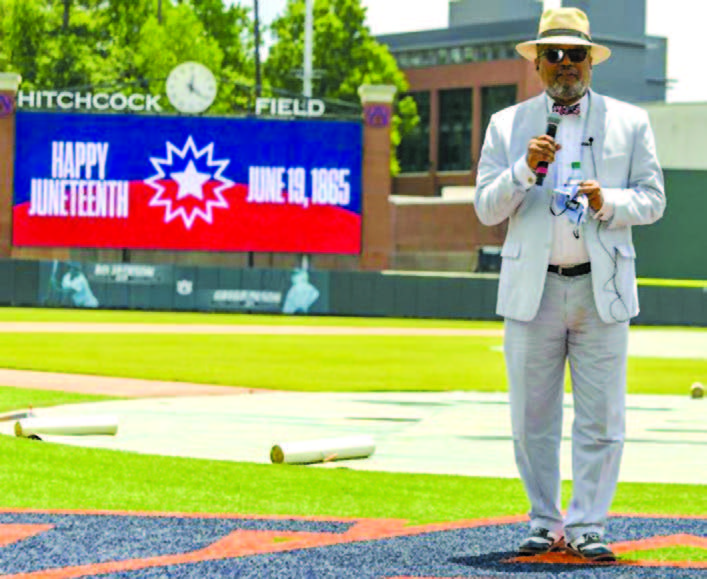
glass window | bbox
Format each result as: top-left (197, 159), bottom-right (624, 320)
top-left (481, 85), bottom-right (517, 141)
top-left (463, 46), bottom-right (477, 62)
top-left (438, 88), bottom-right (472, 171)
top-left (399, 91), bottom-right (431, 173)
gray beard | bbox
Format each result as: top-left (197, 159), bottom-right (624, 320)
top-left (547, 80), bottom-right (588, 103)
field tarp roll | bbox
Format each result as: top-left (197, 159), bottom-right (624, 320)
top-left (270, 435), bottom-right (375, 464)
top-left (15, 415), bottom-right (119, 438)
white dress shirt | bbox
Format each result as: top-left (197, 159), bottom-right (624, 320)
top-left (547, 92), bottom-right (590, 266)
top-left (510, 91), bottom-right (614, 266)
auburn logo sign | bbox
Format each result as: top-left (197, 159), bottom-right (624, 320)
top-left (0, 509), bottom-right (703, 578)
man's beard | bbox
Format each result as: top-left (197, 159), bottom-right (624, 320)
top-left (546, 77), bottom-right (589, 103)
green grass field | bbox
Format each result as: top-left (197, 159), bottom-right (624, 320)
top-left (622, 547), bottom-right (707, 563)
top-left (0, 425), bottom-right (703, 523)
top-left (0, 306), bottom-right (500, 327)
top-left (0, 308), bottom-right (703, 395)
top-left (0, 385), bottom-right (119, 414)
top-left (0, 307), bottom-right (703, 566)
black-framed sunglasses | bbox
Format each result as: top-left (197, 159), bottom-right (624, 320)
top-left (541, 47), bottom-right (589, 64)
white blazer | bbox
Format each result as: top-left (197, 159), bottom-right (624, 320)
top-left (475, 90), bottom-right (665, 324)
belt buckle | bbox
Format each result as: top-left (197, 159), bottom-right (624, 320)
top-left (557, 265), bottom-right (565, 276)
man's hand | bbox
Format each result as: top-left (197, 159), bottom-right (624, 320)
top-left (526, 135), bottom-right (562, 171)
top-left (577, 180), bottom-right (604, 211)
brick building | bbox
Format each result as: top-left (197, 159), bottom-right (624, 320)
top-left (379, 0), bottom-right (668, 198)
top-left (371, 0), bottom-right (669, 272)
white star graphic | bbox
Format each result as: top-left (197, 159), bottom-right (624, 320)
top-left (171, 161), bottom-right (211, 201)
top-left (144, 136), bottom-right (234, 230)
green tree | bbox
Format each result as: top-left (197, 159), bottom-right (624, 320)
top-left (94, 0), bottom-right (253, 115)
top-left (0, 0), bottom-right (246, 113)
top-left (131, 4), bottom-right (224, 110)
top-left (34, 0), bottom-right (104, 90)
top-left (0, 0), bottom-right (49, 85)
top-left (188, 0), bottom-right (258, 113)
top-left (190, 0), bottom-right (250, 71)
top-left (265, 0), bottom-right (417, 173)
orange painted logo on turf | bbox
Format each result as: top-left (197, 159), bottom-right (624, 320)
top-left (0, 509), bottom-right (703, 578)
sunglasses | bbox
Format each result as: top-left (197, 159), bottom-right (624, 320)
top-left (541, 47), bottom-right (589, 64)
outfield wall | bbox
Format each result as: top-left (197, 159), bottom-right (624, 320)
top-left (0, 259), bottom-right (704, 327)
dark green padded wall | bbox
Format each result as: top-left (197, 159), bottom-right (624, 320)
top-left (633, 169), bottom-right (707, 280)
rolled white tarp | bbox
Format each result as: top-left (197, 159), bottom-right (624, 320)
top-left (270, 435), bottom-right (375, 464)
top-left (14, 415), bottom-right (119, 438)
top-left (0, 410), bottom-right (33, 422)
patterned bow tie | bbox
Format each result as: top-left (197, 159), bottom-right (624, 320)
top-left (552, 102), bottom-right (581, 116)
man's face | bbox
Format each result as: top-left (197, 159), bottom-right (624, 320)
top-left (535, 44), bottom-right (592, 104)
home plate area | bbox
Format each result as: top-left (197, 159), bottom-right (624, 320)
top-left (0, 510), bottom-right (704, 578)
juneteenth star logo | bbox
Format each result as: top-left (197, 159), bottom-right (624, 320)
top-left (145, 136), bottom-right (234, 229)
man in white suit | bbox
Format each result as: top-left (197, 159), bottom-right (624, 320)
top-left (475, 7), bottom-right (665, 562)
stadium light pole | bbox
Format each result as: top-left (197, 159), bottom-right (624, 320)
top-left (248, 0), bottom-right (263, 268)
top-left (303, 0), bottom-right (313, 98)
top-left (300, 0), bottom-right (314, 272)
top-left (254, 0), bottom-right (262, 98)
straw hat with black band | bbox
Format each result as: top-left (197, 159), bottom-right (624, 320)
top-left (516, 7), bottom-right (611, 65)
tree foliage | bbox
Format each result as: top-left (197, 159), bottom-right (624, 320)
top-left (0, 0), bottom-right (417, 171)
top-left (266, 0), bottom-right (417, 173)
top-left (0, 0), bottom-right (247, 110)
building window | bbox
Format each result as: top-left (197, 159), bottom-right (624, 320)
top-left (394, 42), bottom-right (522, 69)
top-left (481, 85), bottom-right (517, 141)
top-left (505, 42), bottom-right (519, 59)
top-left (399, 91), bottom-right (431, 173)
top-left (438, 88), bottom-right (472, 171)
top-left (463, 46), bottom-right (478, 62)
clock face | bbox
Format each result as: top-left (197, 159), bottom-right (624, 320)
top-left (165, 62), bottom-right (218, 114)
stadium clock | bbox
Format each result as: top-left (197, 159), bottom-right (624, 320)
top-left (165, 62), bottom-right (218, 114)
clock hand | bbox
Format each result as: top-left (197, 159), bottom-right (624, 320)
top-left (188, 73), bottom-right (201, 92)
top-left (190, 84), bottom-right (206, 97)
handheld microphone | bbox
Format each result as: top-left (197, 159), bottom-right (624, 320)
top-left (535, 112), bottom-right (561, 186)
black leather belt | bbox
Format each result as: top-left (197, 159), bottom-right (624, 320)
top-left (548, 262), bottom-right (591, 277)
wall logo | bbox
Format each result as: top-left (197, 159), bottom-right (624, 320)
top-left (145, 136), bottom-right (234, 229)
top-left (364, 104), bottom-right (391, 128)
top-left (176, 279), bottom-right (193, 296)
top-left (0, 510), bottom-right (703, 578)
top-left (0, 94), bottom-right (15, 117)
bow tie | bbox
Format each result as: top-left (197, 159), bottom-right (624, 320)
top-left (552, 102), bottom-right (581, 116)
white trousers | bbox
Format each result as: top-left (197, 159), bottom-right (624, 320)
top-left (504, 272), bottom-right (629, 542)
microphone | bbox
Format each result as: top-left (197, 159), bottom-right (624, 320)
top-left (535, 113), bottom-right (561, 185)
top-left (582, 137), bottom-right (594, 147)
